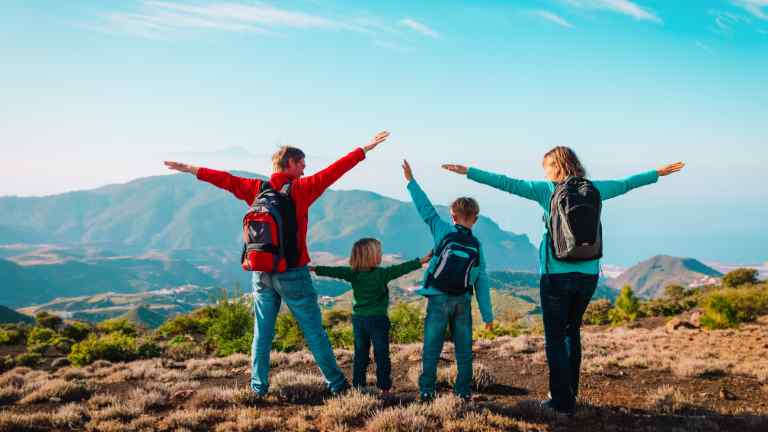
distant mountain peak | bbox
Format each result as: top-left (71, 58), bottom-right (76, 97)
top-left (608, 255), bottom-right (722, 298)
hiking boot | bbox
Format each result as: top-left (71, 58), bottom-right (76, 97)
top-left (540, 399), bottom-right (574, 417)
top-left (330, 382), bottom-right (351, 397)
top-left (419, 392), bottom-right (435, 403)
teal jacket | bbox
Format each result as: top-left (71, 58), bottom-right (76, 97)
top-left (466, 168), bottom-right (659, 275)
top-left (406, 179), bottom-right (494, 324)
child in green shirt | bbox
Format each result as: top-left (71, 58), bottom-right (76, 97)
top-left (311, 238), bottom-right (430, 393)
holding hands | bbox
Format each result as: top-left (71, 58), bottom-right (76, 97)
top-left (420, 250), bottom-right (433, 265)
top-left (657, 162), bottom-right (685, 177)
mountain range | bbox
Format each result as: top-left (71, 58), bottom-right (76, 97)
top-left (606, 255), bottom-right (722, 298)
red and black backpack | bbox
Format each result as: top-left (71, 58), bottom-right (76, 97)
top-left (240, 181), bottom-right (299, 272)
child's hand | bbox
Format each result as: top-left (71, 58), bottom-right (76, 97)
top-left (442, 164), bottom-right (468, 175)
top-left (402, 159), bottom-right (414, 182)
top-left (484, 322), bottom-right (494, 332)
top-left (420, 250), bottom-right (433, 265)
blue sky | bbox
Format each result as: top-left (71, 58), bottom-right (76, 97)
top-left (1, 0), bottom-right (766, 266)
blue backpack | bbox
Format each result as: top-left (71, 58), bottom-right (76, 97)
top-left (426, 226), bottom-right (480, 295)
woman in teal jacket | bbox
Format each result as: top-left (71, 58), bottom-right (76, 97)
top-left (443, 147), bottom-right (684, 415)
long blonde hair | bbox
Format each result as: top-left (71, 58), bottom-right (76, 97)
top-left (543, 146), bottom-right (587, 182)
top-left (349, 238), bottom-right (382, 271)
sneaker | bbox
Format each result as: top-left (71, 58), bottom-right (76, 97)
top-left (540, 399), bottom-right (574, 417)
top-left (330, 382), bottom-right (351, 397)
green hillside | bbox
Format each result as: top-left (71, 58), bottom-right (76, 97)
top-left (0, 305), bottom-right (34, 324)
top-left (119, 305), bottom-right (167, 329)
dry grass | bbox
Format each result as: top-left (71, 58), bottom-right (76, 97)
top-left (190, 386), bottom-right (260, 409)
top-left (19, 378), bottom-right (90, 404)
top-left (0, 386), bottom-right (22, 406)
top-left (648, 384), bottom-right (696, 414)
top-left (158, 407), bottom-right (224, 431)
top-left (366, 404), bottom-right (431, 432)
top-left (392, 343), bottom-right (422, 363)
top-left (671, 359), bottom-right (730, 379)
top-left (0, 403), bottom-right (88, 432)
top-left (408, 364), bottom-right (496, 392)
top-left (493, 335), bottom-right (538, 358)
top-left (318, 389), bottom-right (382, 429)
top-left (270, 371), bottom-right (327, 403)
top-left (216, 408), bottom-right (282, 432)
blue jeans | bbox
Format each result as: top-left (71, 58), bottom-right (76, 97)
top-left (540, 272), bottom-right (598, 411)
top-left (351, 315), bottom-right (391, 390)
top-left (419, 294), bottom-right (473, 398)
top-left (250, 267), bottom-right (348, 395)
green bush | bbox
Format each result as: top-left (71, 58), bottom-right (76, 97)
top-left (60, 322), bottom-right (91, 342)
top-left (157, 313), bottom-right (210, 338)
top-left (68, 333), bottom-right (138, 366)
top-left (1, 355), bottom-right (14, 372)
top-left (35, 311), bottom-right (63, 330)
top-left (389, 303), bottom-right (424, 344)
top-left (205, 296), bottom-right (253, 356)
top-left (51, 336), bottom-right (76, 353)
top-left (662, 284), bottom-right (687, 300)
top-left (610, 285), bottom-right (643, 324)
top-left (137, 340), bottom-right (163, 358)
top-left (0, 328), bottom-right (26, 345)
top-left (700, 286), bottom-right (768, 329)
top-left (166, 335), bottom-right (205, 360)
top-left (273, 313), bottom-right (304, 352)
top-left (97, 318), bottom-right (139, 336)
top-left (583, 299), bottom-right (613, 325)
top-left (27, 327), bottom-right (57, 346)
top-left (326, 324), bottom-right (354, 349)
top-left (722, 268), bottom-right (759, 288)
top-left (15, 352), bottom-right (42, 367)
top-left (472, 322), bottom-right (521, 340)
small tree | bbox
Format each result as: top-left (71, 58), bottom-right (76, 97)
top-left (663, 284), bottom-right (687, 300)
top-left (722, 268), bottom-right (759, 288)
top-left (35, 311), bottom-right (63, 330)
top-left (610, 285), bottom-right (641, 324)
top-left (584, 299), bottom-right (613, 325)
top-left (273, 313), bottom-right (304, 352)
top-left (389, 303), bottom-right (424, 343)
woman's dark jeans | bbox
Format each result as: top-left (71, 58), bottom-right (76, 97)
top-left (540, 272), bottom-right (598, 411)
top-left (351, 315), bottom-right (392, 390)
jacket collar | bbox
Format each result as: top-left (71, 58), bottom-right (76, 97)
top-left (269, 172), bottom-right (296, 190)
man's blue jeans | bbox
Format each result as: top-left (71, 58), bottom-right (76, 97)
top-left (418, 294), bottom-right (473, 398)
top-left (540, 272), bottom-right (598, 411)
top-left (250, 266), bottom-right (348, 395)
top-left (351, 315), bottom-right (391, 390)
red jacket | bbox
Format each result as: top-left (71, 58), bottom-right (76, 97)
top-left (196, 147), bottom-right (366, 268)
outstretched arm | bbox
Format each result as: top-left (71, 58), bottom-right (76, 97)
top-left (403, 160), bottom-right (453, 241)
top-left (165, 161), bottom-right (259, 205)
top-left (297, 131), bottom-right (389, 204)
top-left (443, 164), bottom-right (551, 206)
top-left (592, 163), bottom-right (683, 200)
top-left (382, 257), bottom-right (425, 282)
top-left (311, 266), bottom-right (354, 282)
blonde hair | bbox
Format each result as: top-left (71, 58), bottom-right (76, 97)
top-left (451, 197), bottom-right (480, 221)
top-left (543, 146), bottom-right (587, 182)
top-left (272, 146), bottom-right (306, 172)
top-left (349, 238), bottom-right (382, 271)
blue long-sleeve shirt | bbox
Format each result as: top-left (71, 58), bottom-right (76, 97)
top-left (406, 179), bottom-right (494, 324)
top-left (466, 168), bottom-right (659, 275)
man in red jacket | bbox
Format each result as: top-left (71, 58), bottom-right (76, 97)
top-left (164, 131), bottom-right (389, 396)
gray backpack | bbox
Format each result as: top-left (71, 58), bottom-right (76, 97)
top-left (548, 177), bottom-right (602, 263)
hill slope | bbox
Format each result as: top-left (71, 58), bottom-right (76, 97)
top-left (0, 305), bottom-right (34, 324)
top-left (608, 255), bottom-right (722, 298)
top-left (119, 305), bottom-right (167, 329)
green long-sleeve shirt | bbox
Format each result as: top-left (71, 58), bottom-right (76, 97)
top-left (313, 258), bottom-right (423, 316)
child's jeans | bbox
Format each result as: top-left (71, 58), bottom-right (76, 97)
top-left (351, 315), bottom-right (392, 390)
top-left (418, 294), bottom-right (473, 398)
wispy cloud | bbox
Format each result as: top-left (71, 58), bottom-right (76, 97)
top-left (398, 18), bottom-right (440, 38)
top-left (695, 40), bottom-right (712, 52)
top-left (732, 0), bottom-right (768, 20)
top-left (709, 9), bottom-right (751, 33)
top-left (561, 0), bottom-right (661, 23)
top-left (531, 10), bottom-right (573, 28)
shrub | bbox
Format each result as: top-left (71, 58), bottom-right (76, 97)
top-left (610, 285), bottom-right (642, 324)
top-left (326, 324), bottom-right (354, 350)
top-left (700, 286), bottom-right (768, 329)
top-left (27, 326), bottom-right (56, 346)
top-left (157, 313), bottom-right (210, 338)
top-left (60, 322), bottom-right (91, 342)
top-left (640, 297), bottom-right (697, 318)
top-left (319, 389), bottom-right (382, 429)
top-left (136, 340), bottom-right (163, 359)
top-left (97, 318), bottom-right (138, 336)
top-left (270, 370), bottom-right (327, 403)
top-left (663, 284), bottom-right (687, 300)
top-left (14, 352), bottom-right (41, 367)
top-left (51, 336), bottom-right (76, 353)
top-left (273, 313), bottom-right (304, 352)
top-left (472, 322), bottom-right (520, 340)
top-left (35, 311), bottom-right (63, 330)
top-left (205, 296), bottom-right (253, 356)
top-left (583, 299), bottom-right (613, 325)
top-left (68, 333), bottom-right (138, 366)
top-left (0, 328), bottom-right (26, 346)
top-left (390, 303), bottom-right (424, 344)
top-left (648, 384), bottom-right (695, 414)
top-left (165, 335), bottom-right (205, 361)
top-left (723, 268), bottom-right (759, 288)
top-left (20, 379), bottom-right (90, 404)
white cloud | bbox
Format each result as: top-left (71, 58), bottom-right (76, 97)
top-left (695, 41), bottom-right (712, 52)
top-left (398, 18), bottom-right (440, 38)
top-left (531, 10), bottom-right (574, 28)
top-left (732, 0), bottom-right (768, 20)
top-left (561, 0), bottom-right (661, 23)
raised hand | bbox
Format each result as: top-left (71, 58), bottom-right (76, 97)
top-left (420, 250), bottom-right (433, 265)
top-left (402, 159), bottom-right (414, 182)
top-left (164, 161), bottom-right (198, 175)
top-left (363, 131), bottom-right (390, 153)
top-left (657, 162), bottom-right (685, 177)
top-left (441, 164), bottom-right (468, 175)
